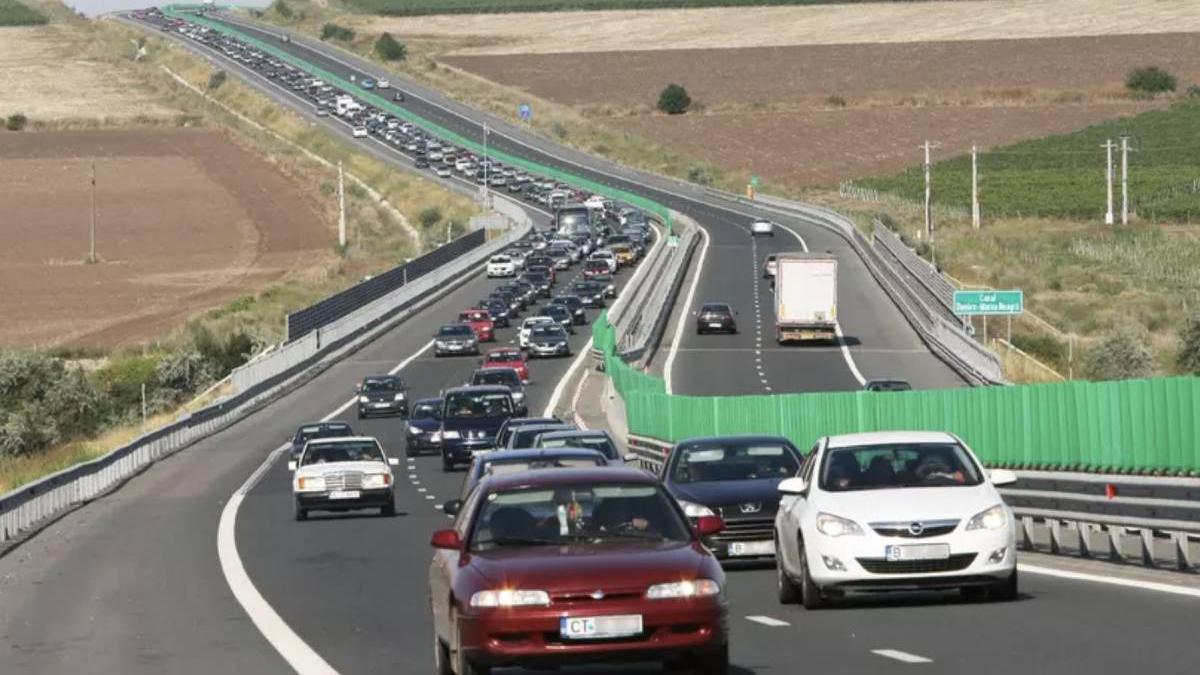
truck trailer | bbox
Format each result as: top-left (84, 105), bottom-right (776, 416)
top-left (774, 252), bottom-right (838, 343)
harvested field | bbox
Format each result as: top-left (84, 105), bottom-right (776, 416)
top-left (377, 0), bottom-right (1200, 55)
top-left (0, 129), bottom-right (331, 349)
top-left (612, 102), bottom-right (1156, 186)
top-left (443, 33), bottom-right (1200, 108)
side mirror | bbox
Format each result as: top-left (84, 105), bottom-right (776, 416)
top-left (694, 515), bottom-right (725, 537)
top-left (442, 499), bottom-right (464, 516)
top-left (778, 477), bottom-right (808, 495)
top-left (355, 384), bottom-right (362, 393)
top-left (990, 469), bottom-right (1018, 486)
top-left (287, 461), bottom-right (297, 471)
top-left (431, 529), bottom-right (462, 549)
top-left (388, 457), bottom-right (400, 466)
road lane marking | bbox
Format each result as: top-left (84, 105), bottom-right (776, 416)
top-left (425, 495), bottom-right (436, 500)
top-left (745, 615), bottom-right (790, 627)
top-left (663, 222), bottom-right (711, 395)
top-left (872, 649), bottom-right (932, 664)
top-left (1019, 563), bottom-right (1200, 599)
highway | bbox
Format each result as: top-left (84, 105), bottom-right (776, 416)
top-left (1, 10), bottom-right (1197, 675)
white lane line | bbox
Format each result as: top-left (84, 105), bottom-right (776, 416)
top-left (425, 495), bottom-right (436, 500)
top-left (569, 367), bottom-right (591, 429)
top-left (315, 340), bottom-right (435, 423)
top-left (834, 323), bottom-right (867, 386)
top-left (542, 336), bottom-right (593, 418)
top-left (1019, 563), bottom-right (1200, 599)
top-left (745, 615), bottom-right (790, 627)
top-left (872, 649), bottom-right (932, 664)
top-left (417, 487), bottom-right (427, 493)
top-left (663, 223), bottom-right (711, 395)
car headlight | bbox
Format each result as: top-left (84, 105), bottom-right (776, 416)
top-left (470, 589), bottom-right (550, 608)
top-left (430, 430), bottom-right (443, 443)
top-left (435, 340), bottom-right (447, 348)
top-left (966, 504), bottom-right (1008, 531)
top-left (677, 500), bottom-right (715, 518)
top-left (409, 426), bottom-right (424, 435)
top-left (442, 430), bottom-right (461, 440)
top-left (511, 391), bottom-right (525, 403)
top-left (646, 579), bottom-right (720, 600)
top-left (362, 473), bottom-right (391, 489)
top-left (296, 476), bottom-right (325, 491)
top-left (394, 393), bottom-right (406, 401)
top-left (358, 395), bottom-right (369, 403)
top-left (815, 512), bottom-right (864, 537)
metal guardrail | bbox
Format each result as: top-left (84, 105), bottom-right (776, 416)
top-left (872, 224), bottom-right (959, 324)
top-left (610, 213), bottom-right (698, 363)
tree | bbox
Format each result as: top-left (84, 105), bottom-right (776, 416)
top-left (375, 32), bottom-right (407, 61)
top-left (1084, 326), bottom-right (1155, 381)
top-left (6, 113), bottom-right (27, 131)
top-left (207, 69), bottom-right (227, 91)
top-left (272, 0), bottom-right (293, 19)
top-left (1176, 314), bottom-right (1200, 375)
top-left (419, 206), bottom-right (443, 228)
top-left (320, 23), bottom-right (355, 42)
top-left (1125, 66), bottom-right (1176, 96)
top-left (657, 83), bottom-right (692, 115)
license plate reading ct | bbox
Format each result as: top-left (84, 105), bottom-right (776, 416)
top-left (730, 540), bottom-right (775, 556)
top-left (885, 544), bottom-right (950, 561)
top-left (560, 615), bottom-right (642, 640)
top-left (329, 490), bottom-right (360, 500)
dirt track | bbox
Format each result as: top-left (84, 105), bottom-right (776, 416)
top-left (0, 130), bottom-right (330, 348)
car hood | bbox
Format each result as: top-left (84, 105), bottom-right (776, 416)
top-left (468, 541), bottom-right (708, 591)
top-left (362, 390), bottom-right (401, 401)
top-left (669, 479), bottom-right (786, 508)
top-left (408, 418), bottom-right (441, 433)
top-left (295, 461), bottom-right (389, 479)
top-left (816, 484), bottom-right (1000, 523)
top-left (531, 335), bottom-right (568, 345)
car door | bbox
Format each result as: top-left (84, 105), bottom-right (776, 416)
top-left (778, 441), bottom-right (821, 574)
top-left (429, 489), bottom-right (479, 640)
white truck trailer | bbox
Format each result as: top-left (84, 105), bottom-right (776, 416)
top-left (774, 252), bottom-right (838, 343)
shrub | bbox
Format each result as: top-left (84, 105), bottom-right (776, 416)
top-left (1084, 326), bottom-right (1154, 380)
top-left (207, 70), bottom-right (227, 91)
top-left (687, 166), bottom-right (714, 186)
top-left (1176, 314), bottom-right (1200, 375)
top-left (1011, 332), bottom-right (1065, 368)
top-left (657, 84), bottom-right (692, 115)
top-left (272, 0), bottom-right (293, 19)
top-left (1187, 84), bottom-right (1200, 99)
top-left (6, 113), bottom-right (27, 131)
top-left (0, 351), bottom-right (103, 457)
top-left (190, 325), bottom-right (254, 376)
top-left (375, 32), bottom-right (407, 61)
top-left (1125, 66), bottom-right (1176, 96)
top-left (320, 23), bottom-right (355, 41)
top-left (825, 94), bottom-right (847, 108)
top-left (419, 206), bottom-right (443, 228)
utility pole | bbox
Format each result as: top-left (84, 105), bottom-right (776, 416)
top-left (1120, 136), bottom-right (1130, 225)
top-left (337, 161), bottom-right (346, 249)
top-left (971, 145), bottom-right (980, 229)
top-left (1102, 139), bottom-right (1116, 225)
top-left (922, 140), bottom-right (934, 240)
top-left (89, 158), bottom-right (97, 263)
top-left (482, 122), bottom-right (490, 207)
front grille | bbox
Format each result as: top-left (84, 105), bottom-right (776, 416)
top-left (870, 520), bottom-right (960, 539)
top-left (323, 471), bottom-right (363, 491)
top-left (856, 553), bottom-right (976, 575)
top-left (708, 516), bottom-right (774, 543)
top-left (551, 588), bottom-right (643, 603)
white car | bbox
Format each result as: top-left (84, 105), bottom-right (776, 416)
top-left (486, 254), bottom-right (516, 278)
top-left (289, 437), bottom-right (400, 521)
top-left (435, 166), bottom-right (452, 178)
top-left (763, 254), bottom-right (777, 278)
top-left (750, 219), bottom-right (775, 236)
top-left (774, 430), bottom-right (1017, 609)
top-left (377, 79), bottom-right (390, 89)
top-left (589, 249), bottom-right (618, 273)
top-left (518, 316), bottom-right (555, 349)
top-left (352, 126), bottom-right (368, 138)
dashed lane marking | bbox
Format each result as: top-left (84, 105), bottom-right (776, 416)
top-left (745, 615), bottom-right (790, 627)
top-left (872, 649), bottom-right (932, 664)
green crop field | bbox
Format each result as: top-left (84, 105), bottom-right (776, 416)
top-left (860, 101), bottom-right (1200, 222)
top-left (0, 0), bottom-right (48, 25)
top-left (346, 0), bottom-right (920, 17)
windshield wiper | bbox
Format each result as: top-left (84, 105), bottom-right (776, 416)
top-left (473, 536), bottom-right (559, 548)
top-left (590, 530), bottom-right (669, 542)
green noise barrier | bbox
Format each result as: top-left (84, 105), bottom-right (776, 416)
top-left (165, 8), bottom-right (1200, 476)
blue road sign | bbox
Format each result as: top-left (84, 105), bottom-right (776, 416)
top-left (518, 103), bottom-right (532, 121)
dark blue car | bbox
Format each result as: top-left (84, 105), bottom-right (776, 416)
top-left (405, 397), bottom-right (443, 457)
top-left (288, 421), bottom-right (354, 459)
top-left (438, 385), bottom-right (516, 472)
top-left (661, 435), bottom-right (804, 561)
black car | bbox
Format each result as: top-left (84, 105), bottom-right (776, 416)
top-left (288, 421), bottom-right (354, 458)
top-left (405, 397), bottom-right (443, 457)
top-left (549, 295), bottom-right (587, 325)
top-left (502, 422), bottom-right (576, 451)
top-left (392, 91), bottom-right (405, 102)
top-left (541, 304), bottom-right (576, 334)
top-left (523, 271), bottom-right (552, 298)
top-left (415, 155), bottom-right (430, 169)
top-left (526, 323), bottom-right (571, 359)
top-left (434, 324), bottom-right (479, 357)
top-left (482, 299), bottom-right (512, 327)
top-left (661, 435), bottom-right (804, 561)
top-left (468, 367), bottom-right (528, 416)
top-left (494, 416), bottom-right (564, 450)
top-left (438, 385), bottom-right (517, 471)
top-left (864, 379), bottom-right (913, 392)
top-left (571, 280), bottom-right (607, 308)
top-left (696, 303), bottom-right (738, 335)
top-left (589, 271), bottom-right (617, 298)
top-left (357, 374), bottom-right (409, 418)
top-left (489, 290), bottom-right (523, 316)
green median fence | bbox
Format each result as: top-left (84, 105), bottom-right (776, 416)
top-left (594, 316), bottom-right (1199, 476)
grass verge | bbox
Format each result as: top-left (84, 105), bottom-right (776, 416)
top-left (0, 0), bottom-right (46, 26)
top-left (339, 0), bottom-right (929, 17)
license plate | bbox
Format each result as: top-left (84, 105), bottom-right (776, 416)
top-left (560, 615), bottom-right (643, 640)
top-left (708, 322), bottom-right (723, 328)
top-left (885, 544), bottom-right (950, 561)
top-left (329, 490), bottom-right (361, 500)
top-left (729, 540), bottom-right (775, 557)
top-left (372, 402), bottom-right (390, 408)
top-left (447, 344), bottom-right (462, 350)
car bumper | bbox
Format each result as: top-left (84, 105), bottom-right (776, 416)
top-left (805, 527), bottom-right (1016, 591)
top-left (436, 344), bottom-right (479, 355)
top-left (296, 488), bottom-right (393, 510)
top-left (528, 344), bottom-right (569, 358)
top-left (696, 320), bottom-right (735, 332)
top-left (407, 434), bottom-right (440, 452)
top-left (443, 439), bottom-right (496, 464)
top-left (359, 400), bottom-right (407, 416)
top-left (458, 599), bottom-right (727, 668)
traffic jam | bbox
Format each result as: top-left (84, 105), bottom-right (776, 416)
top-left (138, 10), bottom-right (1022, 675)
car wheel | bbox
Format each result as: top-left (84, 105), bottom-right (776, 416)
top-left (380, 499), bottom-right (396, 517)
top-left (442, 457), bottom-right (454, 472)
top-left (434, 633), bottom-right (453, 675)
top-left (293, 500), bottom-right (307, 522)
top-left (694, 644), bottom-right (729, 675)
top-left (798, 538), bottom-right (826, 610)
top-left (777, 542), bottom-right (800, 605)
top-left (990, 569), bottom-right (1019, 601)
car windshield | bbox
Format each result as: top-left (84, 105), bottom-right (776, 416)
top-left (438, 325), bottom-right (472, 337)
top-left (491, 256), bottom-right (510, 263)
top-left (488, 351), bottom-right (521, 363)
top-left (511, 425), bottom-right (571, 448)
top-left (296, 424), bottom-right (351, 442)
top-left (473, 370), bottom-right (520, 386)
top-left (470, 483), bottom-right (690, 549)
top-left (820, 442), bottom-right (984, 492)
top-left (671, 443), bottom-right (800, 483)
top-left (362, 378), bottom-right (399, 392)
top-left (444, 391), bottom-right (513, 419)
top-left (460, 311), bottom-right (489, 322)
top-left (540, 435), bottom-right (619, 460)
top-left (301, 440), bottom-right (383, 465)
top-left (411, 401), bottom-right (440, 420)
top-left (531, 325), bottom-right (562, 338)
top-left (867, 380), bottom-right (912, 392)
top-left (701, 304), bottom-right (730, 314)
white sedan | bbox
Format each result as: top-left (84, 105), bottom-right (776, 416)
top-left (486, 254), bottom-right (516, 278)
top-left (588, 250), bottom-right (618, 273)
top-left (774, 430), bottom-right (1017, 609)
top-left (750, 219), bottom-right (775, 236)
top-left (518, 316), bottom-right (555, 349)
top-left (377, 79), bottom-right (390, 89)
top-left (289, 436), bottom-right (400, 520)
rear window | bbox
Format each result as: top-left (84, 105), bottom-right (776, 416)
top-left (488, 351), bottom-right (521, 363)
top-left (438, 325), bottom-right (473, 337)
top-left (539, 435), bottom-right (618, 460)
top-left (473, 370), bottom-right (520, 386)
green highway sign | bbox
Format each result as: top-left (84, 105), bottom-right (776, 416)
top-left (953, 290), bottom-right (1024, 316)
top-left (750, 175), bottom-right (759, 187)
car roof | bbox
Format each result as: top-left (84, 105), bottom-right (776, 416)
top-left (443, 384), bottom-right (514, 395)
top-left (676, 434), bottom-right (795, 447)
top-left (481, 466), bottom-right (656, 491)
top-left (539, 429), bottom-right (609, 440)
top-left (412, 397), bottom-right (442, 405)
top-left (305, 436), bottom-right (378, 446)
top-left (824, 431), bottom-right (958, 448)
top-left (506, 417), bottom-right (561, 427)
top-left (475, 366), bottom-right (520, 376)
top-left (482, 447), bottom-right (606, 462)
top-left (486, 347), bottom-right (522, 355)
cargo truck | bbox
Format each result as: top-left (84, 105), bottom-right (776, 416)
top-left (774, 253), bottom-right (838, 343)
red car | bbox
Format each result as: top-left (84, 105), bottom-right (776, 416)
top-left (459, 309), bottom-right (496, 343)
top-left (429, 468), bottom-right (730, 675)
top-left (482, 346), bottom-right (529, 382)
top-left (583, 259), bottom-right (609, 279)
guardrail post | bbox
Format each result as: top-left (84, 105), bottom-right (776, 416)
top-left (1049, 519), bottom-right (1063, 554)
top-left (1077, 522), bottom-right (1094, 559)
top-left (1173, 533), bottom-right (1193, 571)
top-left (1108, 526), bottom-right (1125, 562)
top-left (1140, 529), bottom-right (1157, 568)
top-left (1020, 516), bottom-right (1035, 551)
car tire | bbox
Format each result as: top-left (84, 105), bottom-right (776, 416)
top-left (293, 500), bottom-right (307, 522)
top-left (990, 569), bottom-right (1019, 602)
top-left (777, 543), bottom-right (800, 605)
top-left (434, 634), bottom-right (453, 675)
top-left (380, 500), bottom-right (396, 517)
top-left (798, 539), bottom-right (826, 610)
top-left (442, 457), bottom-right (454, 472)
top-left (695, 644), bottom-right (730, 675)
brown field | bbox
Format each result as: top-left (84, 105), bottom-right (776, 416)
top-left (377, 0), bottom-right (1200, 55)
top-left (0, 130), bottom-right (331, 349)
